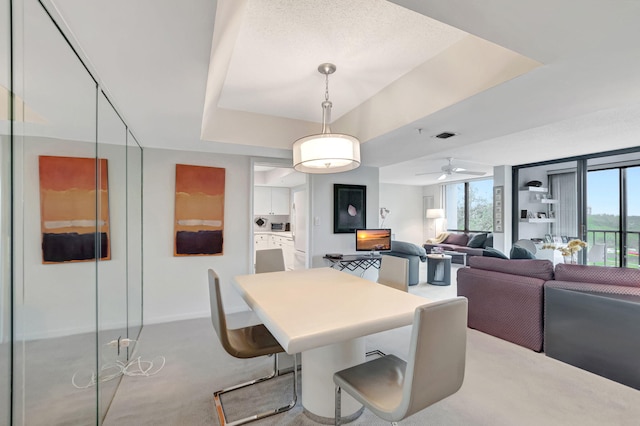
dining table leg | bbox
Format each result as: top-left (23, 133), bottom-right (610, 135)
top-left (301, 337), bottom-right (366, 422)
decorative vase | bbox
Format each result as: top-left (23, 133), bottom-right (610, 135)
top-left (563, 254), bottom-right (577, 264)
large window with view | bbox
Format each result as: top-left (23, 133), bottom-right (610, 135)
top-left (587, 165), bottom-right (640, 268)
top-left (444, 179), bottom-right (493, 233)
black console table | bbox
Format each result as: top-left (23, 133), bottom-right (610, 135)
top-left (323, 254), bottom-right (382, 273)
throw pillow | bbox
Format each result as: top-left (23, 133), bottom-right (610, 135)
top-left (510, 245), bottom-right (536, 259)
top-left (482, 247), bottom-right (508, 259)
top-left (483, 234), bottom-right (494, 249)
top-left (467, 233), bottom-right (487, 248)
top-left (444, 233), bottom-right (469, 246)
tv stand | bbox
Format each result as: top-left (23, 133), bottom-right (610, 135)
top-left (323, 254), bottom-right (382, 274)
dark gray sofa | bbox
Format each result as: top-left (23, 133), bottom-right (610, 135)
top-left (545, 264), bottom-right (640, 390)
top-left (385, 241), bottom-right (427, 286)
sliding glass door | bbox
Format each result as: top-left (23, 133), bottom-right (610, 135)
top-left (514, 150), bottom-right (640, 268)
top-left (586, 164), bottom-right (639, 268)
top-left (625, 167), bottom-right (640, 268)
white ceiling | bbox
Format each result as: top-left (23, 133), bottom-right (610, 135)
top-left (218, 0), bottom-right (467, 122)
top-left (48, 0), bottom-right (640, 185)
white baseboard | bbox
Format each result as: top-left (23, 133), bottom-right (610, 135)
top-left (143, 307), bottom-right (253, 326)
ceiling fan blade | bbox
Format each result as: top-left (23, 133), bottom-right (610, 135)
top-left (452, 167), bottom-right (465, 172)
top-left (415, 171), bottom-right (442, 176)
top-left (454, 170), bottom-right (486, 176)
top-left (437, 173), bottom-right (448, 181)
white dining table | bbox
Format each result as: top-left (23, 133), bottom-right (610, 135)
top-left (233, 267), bottom-right (432, 421)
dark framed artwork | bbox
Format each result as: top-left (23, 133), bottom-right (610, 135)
top-left (333, 184), bottom-right (366, 233)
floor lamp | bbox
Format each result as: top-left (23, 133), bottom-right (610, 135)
top-left (426, 209), bottom-right (445, 239)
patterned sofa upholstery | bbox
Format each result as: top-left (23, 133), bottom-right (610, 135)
top-left (458, 259), bottom-right (640, 359)
top-left (456, 256), bottom-right (555, 352)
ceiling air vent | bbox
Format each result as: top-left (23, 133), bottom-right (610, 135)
top-left (434, 132), bottom-right (456, 139)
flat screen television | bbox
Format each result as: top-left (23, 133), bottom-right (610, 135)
top-left (355, 229), bottom-right (392, 253)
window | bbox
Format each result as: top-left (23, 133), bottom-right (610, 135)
top-left (444, 179), bottom-right (493, 233)
top-left (587, 165), bottom-right (639, 268)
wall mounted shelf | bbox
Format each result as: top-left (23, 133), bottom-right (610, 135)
top-left (520, 218), bottom-right (556, 223)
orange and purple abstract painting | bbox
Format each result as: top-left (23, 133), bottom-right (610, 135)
top-left (39, 156), bottom-right (110, 263)
top-left (174, 164), bottom-right (225, 256)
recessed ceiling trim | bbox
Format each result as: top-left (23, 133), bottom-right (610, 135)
top-left (201, 1), bottom-right (541, 151)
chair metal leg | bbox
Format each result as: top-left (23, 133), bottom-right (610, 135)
top-left (335, 385), bottom-right (342, 426)
top-left (365, 349), bottom-right (386, 358)
top-left (213, 354), bottom-right (298, 426)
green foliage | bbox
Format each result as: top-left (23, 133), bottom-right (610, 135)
top-left (457, 184), bottom-right (493, 232)
top-left (588, 214), bottom-right (640, 231)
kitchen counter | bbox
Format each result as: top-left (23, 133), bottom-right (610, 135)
top-left (255, 231), bottom-right (293, 238)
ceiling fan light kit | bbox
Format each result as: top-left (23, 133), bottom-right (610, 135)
top-left (293, 63), bottom-right (361, 174)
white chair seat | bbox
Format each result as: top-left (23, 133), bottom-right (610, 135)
top-left (334, 297), bottom-right (468, 425)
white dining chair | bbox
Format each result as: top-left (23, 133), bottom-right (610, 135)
top-left (208, 269), bottom-right (297, 425)
top-left (366, 255), bottom-right (410, 358)
top-left (378, 255), bottom-right (410, 292)
top-left (334, 297), bottom-right (468, 425)
top-left (255, 248), bottom-right (286, 273)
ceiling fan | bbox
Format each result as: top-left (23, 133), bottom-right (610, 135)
top-left (416, 157), bottom-right (486, 181)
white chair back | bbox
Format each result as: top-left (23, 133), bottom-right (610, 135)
top-left (378, 255), bottom-right (409, 292)
top-left (255, 248), bottom-right (285, 273)
top-left (397, 297), bottom-right (468, 419)
top-left (588, 243), bottom-right (606, 264)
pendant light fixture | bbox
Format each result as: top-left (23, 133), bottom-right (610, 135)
top-left (293, 63), bottom-right (360, 174)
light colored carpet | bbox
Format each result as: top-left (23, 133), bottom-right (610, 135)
top-left (103, 266), bottom-right (640, 425)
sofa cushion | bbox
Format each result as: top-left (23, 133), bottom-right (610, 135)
top-left (467, 233), bottom-right (487, 248)
top-left (482, 247), bottom-right (509, 259)
top-left (456, 246), bottom-right (486, 257)
top-left (483, 234), bottom-right (494, 249)
top-left (510, 245), bottom-right (536, 259)
top-left (444, 233), bottom-right (469, 246)
top-left (554, 264), bottom-right (640, 288)
top-left (390, 241), bottom-right (427, 261)
top-left (469, 256), bottom-right (554, 281)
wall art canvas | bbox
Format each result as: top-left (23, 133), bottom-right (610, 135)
top-left (174, 164), bottom-right (225, 256)
top-left (39, 156), bottom-right (110, 263)
top-left (334, 184), bottom-right (366, 233)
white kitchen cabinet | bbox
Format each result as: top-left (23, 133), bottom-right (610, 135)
top-left (270, 187), bottom-right (290, 215)
top-left (254, 186), bottom-right (290, 215)
top-left (254, 232), bottom-right (294, 270)
top-left (254, 187), bottom-right (272, 215)
top-left (269, 234), bottom-right (294, 270)
top-left (254, 233), bottom-right (270, 250)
